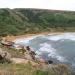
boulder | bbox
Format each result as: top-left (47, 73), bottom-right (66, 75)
top-left (0, 48), bottom-right (11, 63)
top-left (24, 53), bottom-right (33, 60)
top-left (46, 60), bottom-right (53, 64)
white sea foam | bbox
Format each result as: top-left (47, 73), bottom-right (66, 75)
top-left (35, 51), bottom-right (42, 55)
top-left (38, 43), bottom-right (66, 62)
top-left (39, 43), bottom-right (55, 53)
top-left (13, 35), bottom-right (40, 44)
top-left (46, 33), bottom-right (75, 41)
top-left (14, 33), bottom-right (75, 44)
top-left (13, 34), bottom-right (45, 45)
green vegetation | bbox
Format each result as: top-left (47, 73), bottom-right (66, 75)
top-left (0, 8), bottom-right (75, 36)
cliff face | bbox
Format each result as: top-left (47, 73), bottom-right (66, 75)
top-left (0, 8), bottom-right (75, 36)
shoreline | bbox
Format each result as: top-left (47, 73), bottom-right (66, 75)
top-left (2, 32), bottom-right (75, 42)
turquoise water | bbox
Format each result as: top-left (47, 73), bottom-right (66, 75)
top-left (14, 33), bottom-right (75, 68)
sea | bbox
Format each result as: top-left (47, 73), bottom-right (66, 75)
top-left (13, 33), bottom-right (75, 70)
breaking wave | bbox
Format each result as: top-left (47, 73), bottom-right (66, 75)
top-left (46, 33), bottom-right (75, 41)
top-left (35, 43), bottom-right (66, 62)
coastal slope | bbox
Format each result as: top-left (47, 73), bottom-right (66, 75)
top-left (0, 8), bottom-right (75, 36)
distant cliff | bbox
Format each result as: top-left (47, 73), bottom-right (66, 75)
top-left (0, 8), bottom-right (75, 36)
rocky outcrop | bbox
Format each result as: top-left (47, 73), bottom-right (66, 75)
top-left (24, 46), bottom-right (36, 61)
top-left (0, 48), bottom-right (11, 63)
top-left (0, 46), bottom-right (53, 65)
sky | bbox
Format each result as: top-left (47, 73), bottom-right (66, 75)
top-left (0, 0), bottom-right (75, 11)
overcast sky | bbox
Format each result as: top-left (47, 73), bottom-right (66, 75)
top-left (0, 0), bottom-right (75, 11)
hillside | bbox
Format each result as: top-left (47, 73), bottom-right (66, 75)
top-left (0, 8), bottom-right (75, 36)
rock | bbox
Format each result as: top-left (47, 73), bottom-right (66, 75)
top-left (4, 52), bottom-right (11, 61)
top-left (26, 46), bottom-right (31, 51)
top-left (29, 51), bottom-right (36, 60)
top-left (11, 58), bottom-right (39, 67)
top-left (38, 58), bottom-right (46, 63)
top-left (11, 58), bottom-right (29, 64)
top-left (24, 53), bottom-right (33, 60)
top-left (46, 60), bottom-right (53, 64)
top-left (0, 48), bottom-right (11, 63)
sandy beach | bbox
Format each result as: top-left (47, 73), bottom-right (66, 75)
top-left (3, 32), bottom-right (64, 42)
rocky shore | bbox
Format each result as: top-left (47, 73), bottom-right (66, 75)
top-left (0, 41), bottom-right (53, 67)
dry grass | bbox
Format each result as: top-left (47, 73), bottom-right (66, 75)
top-left (0, 63), bottom-right (71, 75)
